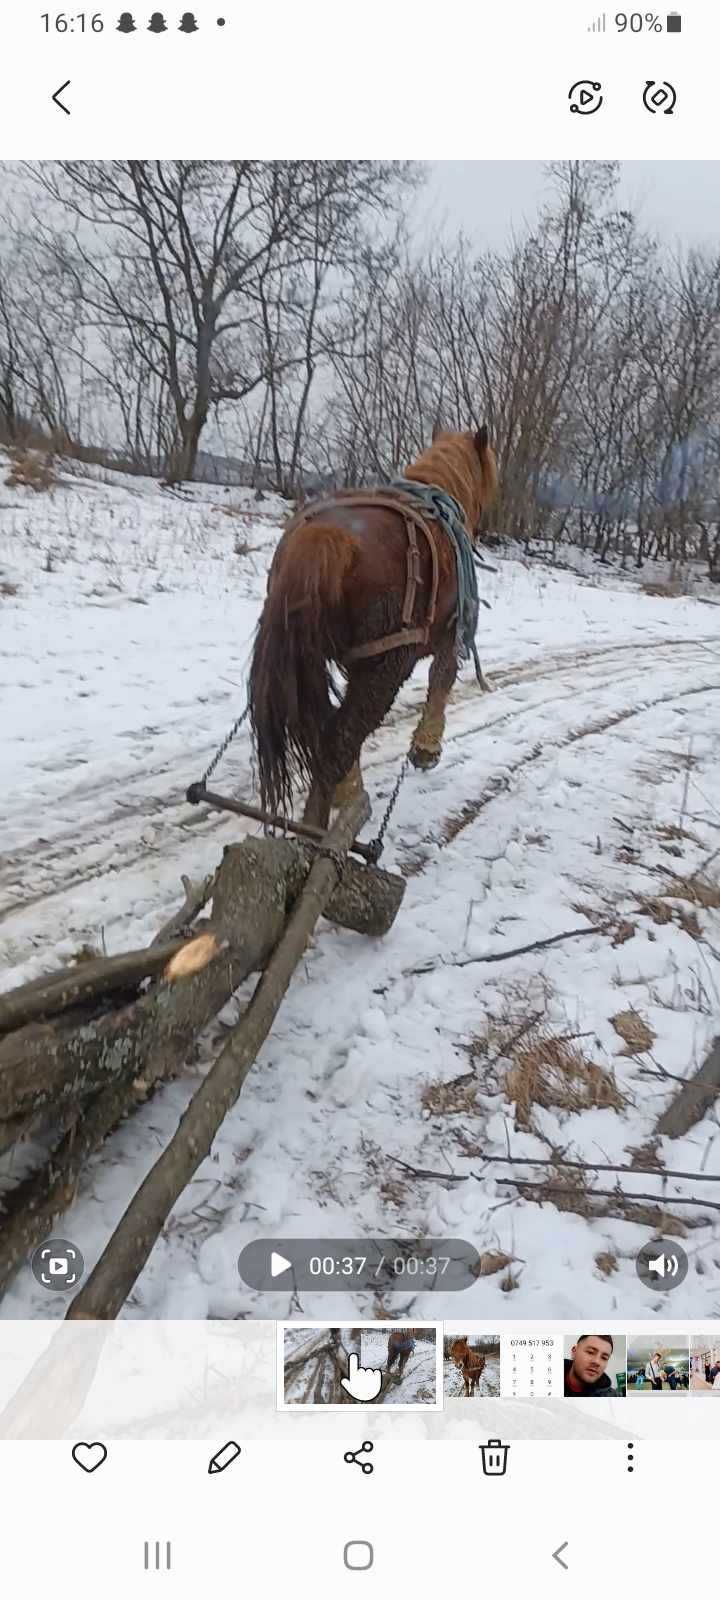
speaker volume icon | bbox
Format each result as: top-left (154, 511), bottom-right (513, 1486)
top-left (648, 1252), bottom-right (678, 1278)
top-left (636, 1238), bottom-right (688, 1289)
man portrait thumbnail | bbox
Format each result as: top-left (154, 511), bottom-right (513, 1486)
top-left (564, 1333), bottom-right (625, 1397)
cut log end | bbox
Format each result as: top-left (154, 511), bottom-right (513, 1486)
top-left (162, 933), bottom-right (220, 982)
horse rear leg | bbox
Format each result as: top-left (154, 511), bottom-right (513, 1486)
top-left (410, 637), bottom-right (458, 770)
top-left (304, 654), bottom-right (415, 829)
top-left (332, 759), bottom-right (364, 811)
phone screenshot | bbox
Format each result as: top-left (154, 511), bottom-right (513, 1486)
top-left (1, 1), bottom-right (719, 1593)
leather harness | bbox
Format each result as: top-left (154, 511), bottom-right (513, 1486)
top-left (280, 488), bottom-right (441, 662)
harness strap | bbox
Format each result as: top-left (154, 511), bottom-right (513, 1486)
top-left (346, 626), bottom-right (428, 661)
top-left (281, 488), bottom-right (441, 664)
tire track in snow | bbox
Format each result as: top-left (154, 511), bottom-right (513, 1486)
top-left (1, 637), bottom-right (718, 939)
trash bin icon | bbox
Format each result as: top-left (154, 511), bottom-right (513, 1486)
top-left (480, 1439), bottom-right (509, 1476)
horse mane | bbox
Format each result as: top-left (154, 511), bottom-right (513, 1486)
top-left (404, 429), bottom-right (498, 530)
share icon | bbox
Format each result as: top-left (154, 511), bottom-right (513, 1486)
top-left (344, 1441), bottom-right (374, 1474)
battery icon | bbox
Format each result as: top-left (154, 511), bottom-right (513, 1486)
top-left (667, 11), bottom-right (682, 29)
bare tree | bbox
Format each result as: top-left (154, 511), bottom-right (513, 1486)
top-left (26, 161), bottom-right (416, 483)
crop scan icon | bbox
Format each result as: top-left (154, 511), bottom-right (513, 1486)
top-left (179, 11), bottom-right (199, 29)
top-left (148, 11), bottom-right (167, 30)
top-left (117, 11), bottom-right (137, 29)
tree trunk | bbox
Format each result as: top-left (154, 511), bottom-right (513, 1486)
top-left (65, 793), bottom-right (371, 1320)
top-left (0, 838), bottom-right (404, 1127)
top-left (0, 827), bottom-right (404, 1295)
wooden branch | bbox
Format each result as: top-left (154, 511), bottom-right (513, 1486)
top-left (496, 1178), bottom-right (720, 1215)
top-left (0, 939), bottom-right (189, 1035)
top-left (653, 1037), bottom-right (720, 1140)
top-left (467, 1151), bottom-right (720, 1184)
top-left (65, 793), bottom-right (371, 1321)
top-left (151, 870), bottom-right (219, 945)
top-left (404, 923), bottom-right (613, 975)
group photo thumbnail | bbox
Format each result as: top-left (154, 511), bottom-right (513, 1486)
top-left (627, 1338), bottom-right (690, 1392)
top-left (690, 1338), bottom-right (720, 1391)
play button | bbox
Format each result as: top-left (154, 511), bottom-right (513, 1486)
top-left (271, 1251), bottom-right (292, 1279)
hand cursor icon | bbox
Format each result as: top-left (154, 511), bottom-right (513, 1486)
top-left (341, 1352), bottom-right (383, 1402)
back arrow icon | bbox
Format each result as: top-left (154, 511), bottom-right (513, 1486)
top-left (52, 81), bottom-right (71, 115)
top-left (552, 1541), bottom-right (569, 1570)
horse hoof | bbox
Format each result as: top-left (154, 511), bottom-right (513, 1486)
top-left (409, 745), bottom-right (441, 771)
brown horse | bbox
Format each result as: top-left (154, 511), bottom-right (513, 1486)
top-left (387, 1327), bottom-right (418, 1379)
top-left (248, 427), bottom-right (498, 829)
top-left (450, 1337), bottom-right (486, 1397)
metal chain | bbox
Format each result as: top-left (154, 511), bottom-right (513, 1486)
top-left (365, 755), bottom-right (410, 865)
top-left (190, 698), bottom-right (409, 869)
top-left (197, 702), bottom-right (250, 789)
top-left (317, 845), bottom-right (348, 882)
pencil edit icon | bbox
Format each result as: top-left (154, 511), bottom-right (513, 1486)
top-left (208, 1441), bottom-right (241, 1475)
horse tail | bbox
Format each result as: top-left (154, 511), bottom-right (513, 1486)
top-left (248, 521), bottom-right (359, 816)
top-left (475, 423), bottom-right (499, 508)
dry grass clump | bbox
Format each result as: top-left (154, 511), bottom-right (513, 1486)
top-left (663, 873), bottom-right (720, 911)
top-left (626, 1138), bottom-right (663, 1171)
top-left (610, 1008), bottom-right (656, 1055)
top-left (422, 1072), bottom-right (480, 1117)
top-left (594, 1250), bottom-right (619, 1278)
top-left (655, 822), bottom-right (701, 845)
top-left (633, 889), bottom-right (703, 941)
top-left (5, 449), bottom-right (56, 492)
top-left (474, 1250), bottom-right (515, 1279)
top-left (571, 900), bottom-right (636, 946)
top-left (635, 893), bottom-right (674, 927)
top-left (505, 1029), bottom-right (625, 1128)
top-left (641, 579), bottom-right (685, 598)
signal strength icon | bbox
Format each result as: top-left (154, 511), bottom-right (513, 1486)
top-left (588, 11), bottom-right (607, 28)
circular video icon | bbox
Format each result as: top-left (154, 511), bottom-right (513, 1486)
top-left (31, 1238), bottom-right (85, 1292)
top-left (569, 80), bottom-right (603, 115)
top-left (643, 80), bottom-right (677, 114)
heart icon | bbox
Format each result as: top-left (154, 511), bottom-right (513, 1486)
top-left (72, 1442), bottom-right (108, 1473)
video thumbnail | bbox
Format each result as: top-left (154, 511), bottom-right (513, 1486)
top-left (627, 1337), bottom-right (690, 1392)
top-left (563, 1334), bottom-right (627, 1397)
top-left (690, 1338), bottom-right (720, 1391)
top-left (443, 1332), bottom-right (500, 1399)
top-left (280, 1324), bottom-right (440, 1408)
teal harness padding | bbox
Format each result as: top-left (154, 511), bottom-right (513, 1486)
top-left (388, 477), bottom-right (488, 681)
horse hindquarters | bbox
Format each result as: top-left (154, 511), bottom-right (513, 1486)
top-left (248, 522), bottom-right (358, 817)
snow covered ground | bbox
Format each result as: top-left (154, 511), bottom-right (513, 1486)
top-left (2, 452), bottom-right (720, 1322)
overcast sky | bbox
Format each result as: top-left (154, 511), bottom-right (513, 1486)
top-left (421, 161), bottom-right (720, 251)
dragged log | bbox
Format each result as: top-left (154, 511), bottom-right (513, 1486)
top-left (66, 794), bottom-right (371, 1320)
top-left (0, 837), bottom-right (404, 1126)
top-left (0, 820), bottom-right (404, 1294)
top-left (270, 835), bottom-right (405, 939)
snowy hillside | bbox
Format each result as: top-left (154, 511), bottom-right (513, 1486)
top-left (1, 451), bottom-right (720, 1321)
